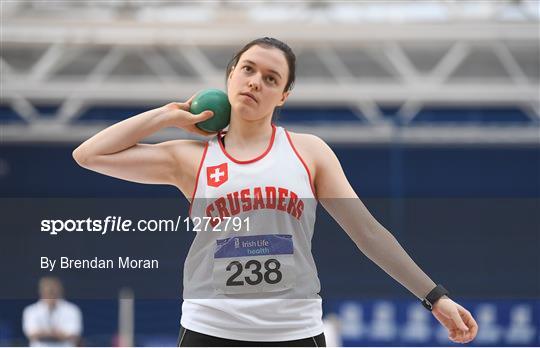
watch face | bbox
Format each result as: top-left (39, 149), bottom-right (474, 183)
top-left (422, 299), bottom-right (433, 311)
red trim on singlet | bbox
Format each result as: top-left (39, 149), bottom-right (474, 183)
top-left (284, 129), bottom-right (318, 199)
top-left (217, 124), bottom-right (276, 165)
top-left (188, 141), bottom-right (209, 217)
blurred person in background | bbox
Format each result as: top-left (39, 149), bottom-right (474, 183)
top-left (22, 277), bottom-right (82, 347)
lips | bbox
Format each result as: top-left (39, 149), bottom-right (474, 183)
top-left (239, 92), bottom-right (258, 103)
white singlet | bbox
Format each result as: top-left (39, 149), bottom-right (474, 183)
top-left (181, 124), bottom-right (323, 341)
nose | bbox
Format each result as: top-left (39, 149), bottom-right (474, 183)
top-left (248, 75), bottom-right (261, 91)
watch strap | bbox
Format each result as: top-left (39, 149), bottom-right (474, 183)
top-left (421, 284), bottom-right (449, 311)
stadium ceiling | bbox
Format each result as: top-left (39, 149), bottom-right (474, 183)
top-left (1, 0), bottom-right (539, 144)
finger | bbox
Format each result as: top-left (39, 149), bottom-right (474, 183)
top-left (462, 311), bottom-right (478, 338)
top-left (177, 110), bottom-right (214, 126)
top-left (449, 335), bottom-right (464, 344)
top-left (187, 94), bottom-right (196, 103)
top-left (192, 111), bottom-right (215, 124)
top-left (459, 307), bottom-right (479, 341)
top-left (184, 93), bottom-right (198, 108)
top-left (469, 317), bottom-right (479, 339)
top-left (174, 94), bottom-right (199, 112)
top-left (451, 325), bottom-right (475, 344)
top-left (462, 323), bottom-right (478, 343)
top-left (450, 307), bottom-right (470, 332)
top-left (449, 328), bottom-right (463, 339)
top-left (449, 333), bottom-right (466, 344)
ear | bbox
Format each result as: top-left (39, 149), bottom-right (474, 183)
top-left (228, 66), bottom-right (235, 80)
top-left (277, 91), bottom-right (290, 107)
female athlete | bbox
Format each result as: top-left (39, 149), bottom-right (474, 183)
top-left (73, 37), bottom-right (478, 347)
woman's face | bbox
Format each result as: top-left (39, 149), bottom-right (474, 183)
top-left (227, 45), bottom-right (290, 122)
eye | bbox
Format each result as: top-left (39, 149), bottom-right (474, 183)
top-left (241, 66), bottom-right (252, 72)
top-left (266, 76), bottom-right (277, 84)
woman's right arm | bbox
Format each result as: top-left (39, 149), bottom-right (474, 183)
top-left (72, 100), bottom-right (214, 195)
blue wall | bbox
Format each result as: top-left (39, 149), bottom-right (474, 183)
top-left (2, 144), bottom-right (538, 198)
top-left (1, 140), bottom-right (538, 346)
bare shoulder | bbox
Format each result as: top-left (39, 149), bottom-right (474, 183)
top-left (287, 131), bottom-right (332, 158)
top-left (286, 131), bottom-right (334, 176)
top-left (286, 131), bottom-right (353, 199)
top-left (287, 130), bottom-right (327, 146)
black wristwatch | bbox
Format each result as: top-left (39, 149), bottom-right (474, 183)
top-left (421, 284), bottom-right (449, 311)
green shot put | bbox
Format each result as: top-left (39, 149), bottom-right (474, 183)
top-left (190, 89), bottom-right (231, 132)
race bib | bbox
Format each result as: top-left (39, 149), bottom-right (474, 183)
top-left (213, 234), bottom-right (295, 294)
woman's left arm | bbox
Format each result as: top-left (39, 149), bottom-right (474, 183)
top-left (307, 135), bottom-right (478, 344)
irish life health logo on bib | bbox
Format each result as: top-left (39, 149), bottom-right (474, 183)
top-left (207, 163), bottom-right (228, 187)
top-left (213, 234), bottom-right (295, 295)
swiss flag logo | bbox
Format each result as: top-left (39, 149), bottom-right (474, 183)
top-left (207, 163), bottom-right (228, 187)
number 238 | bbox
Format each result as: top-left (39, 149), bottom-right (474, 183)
top-left (226, 259), bottom-right (282, 286)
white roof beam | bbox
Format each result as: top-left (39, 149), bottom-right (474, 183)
top-left (383, 42), bottom-right (420, 83)
top-left (427, 42), bottom-right (471, 84)
top-left (492, 42), bottom-right (530, 85)
top-left (28, 42), bottom-right (66, 82)
top-left (3, 80), bottom-right (537, 102)
top-left (137, 48), bottom-right (179, 83)
top-left (8, 95), bottom-right (39, 122)
top-left (3, 23), bottom-right (538, 45)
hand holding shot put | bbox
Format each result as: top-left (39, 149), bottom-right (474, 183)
top-left (164, 89), bottom-right (232, 135)
top-left (163, 98), bottom-right (214, 136)
top-left (72, 93), bottom-right (218, 193)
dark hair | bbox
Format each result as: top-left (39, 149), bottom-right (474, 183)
top-left (226, 37), bottom-right (296, 92)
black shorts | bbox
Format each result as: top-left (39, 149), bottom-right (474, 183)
top-left (177, 327), bottom-right (326, 347)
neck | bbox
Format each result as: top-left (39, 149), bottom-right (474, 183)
top-left (43, 299), bottom-right (59, 309)
top-left (224, 114), bottom-right (273, 147)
